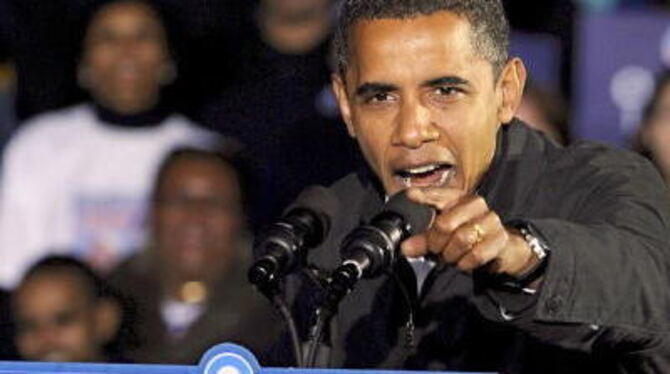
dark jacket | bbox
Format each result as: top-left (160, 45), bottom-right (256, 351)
top-left (0, 288), bottom-right (17, 360)
top-left (109, 250), bottom-right (282, 365)
top-left (284, 121), bottom-right (670, 373)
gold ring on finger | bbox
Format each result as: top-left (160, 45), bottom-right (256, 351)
top-left (472, 223), bottom-right (485, 244)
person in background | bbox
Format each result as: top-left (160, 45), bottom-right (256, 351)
top-left (12, 256), bottom-right (121, 362)
top-left (516, 80), bottom-right (571, 145)
top-left (635, 70), bottom-right (670, 187)
top-left (0, 60), bottom-right (16, 151)
top-left (109, 146), bottom-right (281, 364)
top-left (0, 287), bottom-right (17, 360)
top-left (196, 0), bottom-right (362, 224)
top-left (0, 0), bottom-right (216, 288)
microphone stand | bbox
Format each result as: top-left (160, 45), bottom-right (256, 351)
top-left (305, 306), bottom-right (330, 368)
top-left (304, 262), bottom-right (359, 368)
top-left (251, 270), bottom-right (304, 368)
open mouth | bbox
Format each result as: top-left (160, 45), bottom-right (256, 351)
top-left (394, 163), bottom-right (455, 188)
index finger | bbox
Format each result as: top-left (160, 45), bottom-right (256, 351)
top-left (401, 233), bottom-right (429, 258)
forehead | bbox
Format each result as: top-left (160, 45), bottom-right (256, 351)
top-left (88, 2), bottom-right (161, 33)
top-left (346, 12), bottom-right (491, 84)
top-left (266, 0), bottom-right (329, 10)
top-left (160, 158), bottom-right (239, 191)
top-left (17, 271), bottom-right (92, 305)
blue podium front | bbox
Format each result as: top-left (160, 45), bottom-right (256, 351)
top-left (0, 343), bottom-right (492, 374)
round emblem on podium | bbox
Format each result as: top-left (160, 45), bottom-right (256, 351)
top-left (199, 343), bottom-right (261, 374)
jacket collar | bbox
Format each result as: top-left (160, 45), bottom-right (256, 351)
top-left (478, 118), bottom-right (553, 221)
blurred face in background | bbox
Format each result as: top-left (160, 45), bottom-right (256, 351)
top-left (517, 95), bottom-right (563, 144)
top-left (641, 82), bottom-right (670, 183)
top-left (14, 272), bottom-right (108, 362)
top-left (80, 1), bottom-right (172, 114)
top-left (152, 157), bottom-right (244, 284)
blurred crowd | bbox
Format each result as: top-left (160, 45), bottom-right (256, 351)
top-left (0, 0), bottom-right (667, 365)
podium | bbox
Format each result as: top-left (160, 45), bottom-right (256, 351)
top-left (0, 343), bottom-right (491, 374)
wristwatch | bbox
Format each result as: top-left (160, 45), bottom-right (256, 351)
top-left (498, 222), bottom-right (551, 293)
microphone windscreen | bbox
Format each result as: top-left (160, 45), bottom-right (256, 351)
top-left (284, 185), bottom-right (340, 239)
top-left (383, 190), bottom-right (434, 235)
top-left (285, 185), bottom-right (339, 216)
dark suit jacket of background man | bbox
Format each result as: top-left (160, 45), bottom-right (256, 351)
top-left (109, 251), bottom-right (282, 364)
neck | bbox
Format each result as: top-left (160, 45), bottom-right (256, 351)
top-left (655, 155), bottom-right (670, 187)
top-left (94, 101), bottom-right (170, 128)
top-left (258, 5), bottom-right (331, 54)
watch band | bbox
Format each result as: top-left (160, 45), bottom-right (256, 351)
top-left (495, 222), bottom-right (551, 293)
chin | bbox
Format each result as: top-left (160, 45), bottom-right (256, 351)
top-left (382, 180), bottom-right (403, 196)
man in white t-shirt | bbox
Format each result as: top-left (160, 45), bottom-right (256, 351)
top-left (0, 0), bottom-right (217, 288)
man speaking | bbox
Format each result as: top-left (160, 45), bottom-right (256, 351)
top-left (280, 0), bottom-right (670, 372)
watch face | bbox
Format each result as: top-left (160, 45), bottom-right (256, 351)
top-left (520, 226), bottom-right (549, 260)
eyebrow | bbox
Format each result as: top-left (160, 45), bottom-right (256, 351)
top-left (423, 76), bottom-right (470, 88)
top-left (355, 82), bottom-right (398, 98)
top-left (354, 76), bottom-right (471, 98)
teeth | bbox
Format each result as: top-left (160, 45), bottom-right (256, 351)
top-left (398, 166), bottom-right (454, 188)
top-left (438, 168), bottom-right (453, 184)
top-left (404, 164), bottom-right (441, 175)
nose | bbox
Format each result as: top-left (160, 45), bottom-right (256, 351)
top-left (117, 37), bottom-right (144, 57)
top-left (181, 199), bottom-right (213, 223)
top-left (392, 98), bottom-right (439, 148)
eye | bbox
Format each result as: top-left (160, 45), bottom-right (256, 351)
top-left (429, 86), bottom-right (465, 104)
top-left (17, 320), bottom-right (37, 335)
top-left (54, 311), bottom-right (77, 327)
top-left (366, 92), bottom-right (394, 104)
top-left (434, 86), bottom-right (463, 96)
top-left (89, 29), bottom-right (117, 45)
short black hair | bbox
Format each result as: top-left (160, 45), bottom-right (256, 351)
top-left (334, 0), bottom-right (509, 77)
top-left (21, 255), bottom-right (108, 301)
top-left (151, 143), bottom-right (256, 216)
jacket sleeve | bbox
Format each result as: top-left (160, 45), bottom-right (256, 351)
top-left (473, 152), bottom-right (670, 366)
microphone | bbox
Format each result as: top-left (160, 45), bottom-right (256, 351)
top-left (248, 186), bottom-right (338, 294)
top-left (323, 190), bottom-right (434, 310)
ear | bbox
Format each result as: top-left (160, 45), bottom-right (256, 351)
top-left (497, 57), bottom-right (527, 125)
top-left (159, 60), bottom-right (177, 85)
top-left (332, 73), bottom-right (356, 138)
top-left (93, 298), bottom-right (122, 345)
top-left (77, 65), bottom-right (92, 90)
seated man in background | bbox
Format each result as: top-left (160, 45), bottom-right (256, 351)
top-left (0, 0), bottom-right (215, 288)
top-left (109, 146), bottom-right (281, 364)
top-left (12, 256), bottom-right (121, 362)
